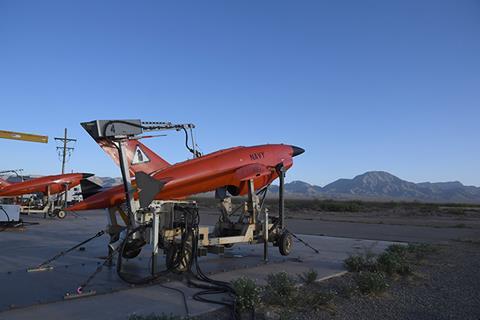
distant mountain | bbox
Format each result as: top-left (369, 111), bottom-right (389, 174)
top-left (89, 176), bottom-right (123, 188)
top-left (322, 171), bottom-right (421, 198)
top-left (3, 171), bottom-right (480, 203)
top-left (269, 181), bottom-right (322, 196)
top-left (270, 171), bottom-right (480, 203)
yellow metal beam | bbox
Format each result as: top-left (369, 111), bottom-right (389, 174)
top-left (0, 130), bottom-right (48, 143)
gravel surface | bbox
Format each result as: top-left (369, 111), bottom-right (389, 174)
top-left (199, 240), bottom-right (480, 320)
top-left (315, 241), bottom-right (480, 320)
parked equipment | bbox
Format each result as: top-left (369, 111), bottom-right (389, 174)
top-left (0, 128), bottom-right (87, 219)
top-left (73, 119), bottom-right (304, 278)
top-left (0, 173), bottom-right (93, 219)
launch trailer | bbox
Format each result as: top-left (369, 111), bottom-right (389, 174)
top-left (82, 119), bottom-right (292, 280)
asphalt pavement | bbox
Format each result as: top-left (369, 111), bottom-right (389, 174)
top-left (1, 208), bottom-right (476, 320)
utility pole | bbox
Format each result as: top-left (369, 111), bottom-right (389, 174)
top-left (54, 128), bottom-right (76, 174)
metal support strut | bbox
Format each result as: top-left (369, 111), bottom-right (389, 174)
top-left (277, 164), bottom-right (286, 230)
top-left (247, 179), bottom-right (257, 224)
top-left (151, 210), bottom-right (160, 275)
top-left (263, 208), bottom-right (269, 262)
top-left (44, 185), bottom-right (51, 219)
top-left (117, 140), bottom-right (138, 228)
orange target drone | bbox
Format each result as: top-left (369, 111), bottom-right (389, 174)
top-left (68, 119), bottom-right (304, 274)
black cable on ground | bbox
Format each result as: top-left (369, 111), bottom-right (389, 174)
top-left (158, 282), bottom-right (190, 316)
top-left (115, 205), bottom-right (238, 319)
top-left (31, 230), bottom-right (106, 269)
top-left (77, 244), bottom-right (120, 293)
top-left (115, 211), bottom-right (192, 315)
top-left (286, 229), bottom-right (320, 254)
top-left (184, 207), bottom-right (239, 319)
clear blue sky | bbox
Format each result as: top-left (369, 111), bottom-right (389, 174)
top-left (1, 1), bottom-right (479, 186)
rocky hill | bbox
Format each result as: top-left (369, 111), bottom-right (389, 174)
top-left (88, 176), bottom-right (123, 188)
top-left (3, 171), bottom-right (479, 203)
top-left (269, 171), bottom-right (480, 203)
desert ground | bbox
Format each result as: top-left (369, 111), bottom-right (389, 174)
top-left (1, 199), bottom-right (479, 320)
top-left (195, 198), bottom-right (480, 320)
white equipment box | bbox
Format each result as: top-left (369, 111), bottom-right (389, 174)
top-left (0, 204), bottom-right (20, 222)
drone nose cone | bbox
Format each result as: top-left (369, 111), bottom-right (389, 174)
top-left (82, 173), bottom-right (94, 179)
top-left (291, 145), bottom-right (305, 157)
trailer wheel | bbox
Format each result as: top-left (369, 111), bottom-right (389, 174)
top-left (53, 209), bottom-right (66, 219)
top-left (122, 239), bottom-right (143, 259)
top-left (166, 242), bottom-right (192, 273)
top-left (279, 231), bottom-right (292, 256)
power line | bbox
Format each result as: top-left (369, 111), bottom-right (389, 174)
top-left (54, 128), bottom-right (76, 174)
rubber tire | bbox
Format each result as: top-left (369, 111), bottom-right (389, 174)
top-left (166, 243), bottom-right (192, 273)
top-left (122, 239), bottom-right (143, 259)
top-left (279, 231), bottom-right (293, 256)
top-left (123, 248), bottom-right (142, 259)
top-left (52, 209), bottom-right (66, 219)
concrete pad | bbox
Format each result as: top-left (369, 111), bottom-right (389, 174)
top-left (0, 211), bottom-right (397, 320)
